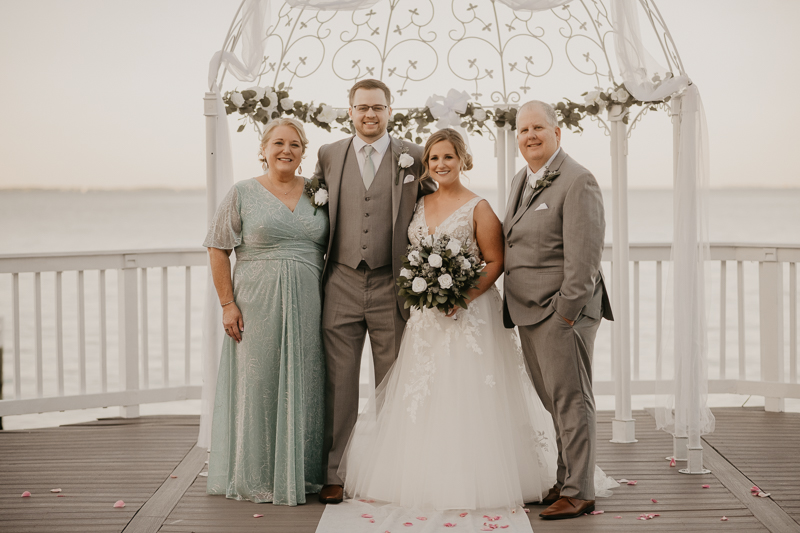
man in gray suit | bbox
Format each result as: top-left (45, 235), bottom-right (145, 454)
top-left (503, 100), bottom-right (613, 520)
top-left (315, 79), bottom-right (434, 504)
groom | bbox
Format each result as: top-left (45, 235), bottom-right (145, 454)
top-left (315, 79), bottom-right (434, 504)
top-left (503, 101), bottom-right (613, 520)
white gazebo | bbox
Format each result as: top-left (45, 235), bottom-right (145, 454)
top-left (200, 0), bottom-right (714, 474)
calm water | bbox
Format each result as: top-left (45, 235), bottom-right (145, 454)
top-left (0, 188), bottom-right (798, 429)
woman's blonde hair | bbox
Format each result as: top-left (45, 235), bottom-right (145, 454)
top-left (258, 117), bottom-right (309, 165)
top-left (421, 128), bottom-right (473, 179)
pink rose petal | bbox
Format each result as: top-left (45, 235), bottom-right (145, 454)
top-left (404, 522), bottom-right (413, 527)
top-left (50, 488), bottom-right (62, 493)
top-left (615, 515), bottom-right (622, 519)
top-left (669, 457), bottom-right (676, 467)
top-left (651, 498), bottom-right (658, 503)
top-left (702, 484), bottom-right (710, 488)
top-left (21, 491), bottom-right (31, 498)
top-left (444, 524), bottom-right (456, 528)
top-left (751, 485), bottom-right (760, 492)
top-left (57, 495), bottom-right (66, 498)
top-left (416, 516), bottom-right (427, 521)
top-left (627, 480), bottom-right (638, 485)
top-left (589, 510), bottom-right (604, 515)
top-left (524, 508), bottom-right (530, 513)
top-left (170, 475), bottom-right (177, 479)
top-left (361, 514), bottom-right (374, 519)
top-left (370, 519), bottom-right (375, 523)
top-left (459, 512), bottom-right (468, 517)
top-left (721, 516), bottom-right (728, 521)
top-left (113, 500), bottom-right (125, 508)
top-left (253, 514), bottom-right (263, 518)
top-left (501, 526), bottom-right (509, 530)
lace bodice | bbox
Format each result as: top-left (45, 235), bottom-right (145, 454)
top-left (408, 196), bottom-right (483, 258)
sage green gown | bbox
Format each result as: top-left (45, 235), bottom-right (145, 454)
top-left (204, 178), bottom-right (328, 506)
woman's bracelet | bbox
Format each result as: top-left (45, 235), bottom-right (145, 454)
top-left (221, 300), bottom-right (235, 307)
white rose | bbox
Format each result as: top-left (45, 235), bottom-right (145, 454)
top-left (411, 277), bottom-right (428, 293)
top-left (428, 253), bottom-right (443, 268)
top-left (472, 108), bottom-right (487, 121)
top-left (337, 108), bottom-right (349, 119)
top-left (280, 98), bottom-right (295, 111)
top-left (612, 87), bottom-right (629, 103)
top-left (583, 90), bottom-right (601, 105)
top-left (246, 86), bottom-right (266, 100)
top-left (314, 188), bottom-right (329, 205)
top-left (461, 258), bottom-right (471, 270)
top-left (265, 91), bottom-right (278, 107)
top-left (398, 153), bottom-right (414, 168)
top-left (400, 268), bottom-right (414, 280)
top-left (316, 104), bottom-right (338, 124)
top-left (408, 250), bottom-right (421, 266)
top-left (437, 273), bottom-right (453, 289)
top-left (230, 92), bottom-right (245, 108)
top-left (446, 238), bottom-right (462, 256)
top-left (422, 235), bottom-right (433, 248)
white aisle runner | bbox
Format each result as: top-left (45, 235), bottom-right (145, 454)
top-left (315, 499), bottom-right (534, 533)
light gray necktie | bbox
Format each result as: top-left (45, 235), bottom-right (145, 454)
top-left (362, 145), bottom-right (376, 189)
top-left (519, 177), bottom-right (535, 211)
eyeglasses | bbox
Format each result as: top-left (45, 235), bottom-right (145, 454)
top-left (352, 105), bottom-right (388, 113)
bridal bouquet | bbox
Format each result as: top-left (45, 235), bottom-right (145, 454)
top-left (397, 234), bottom-right (485, 313)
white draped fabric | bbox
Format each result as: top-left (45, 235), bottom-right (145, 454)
top-left (200, 0), bottom-right (712, 453)
top-left (611, 1), bottom-right (714, 442)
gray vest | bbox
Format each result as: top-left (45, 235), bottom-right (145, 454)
top-left (329, 143), bottom-right (393, 269)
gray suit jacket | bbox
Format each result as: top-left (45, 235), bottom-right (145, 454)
top-left (313, 135), bottom-right (435, 320)
top-left (502, 149), bottom-right (613, 328)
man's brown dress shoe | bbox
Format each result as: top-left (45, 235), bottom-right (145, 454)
top-left (319, 484), bottom-right (344, 504)
top-left (536, 485), bottom-right (561, 505)
top-left (539, 496), bottom-right (595, 520)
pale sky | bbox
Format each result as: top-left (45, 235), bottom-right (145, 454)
top-left (1, 0), bottom-right (799, 191)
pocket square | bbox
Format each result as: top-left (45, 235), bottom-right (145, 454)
top-left (535, 202), bottom-right (548, 211)
top-left (403, 175), bottom-right (415, 184)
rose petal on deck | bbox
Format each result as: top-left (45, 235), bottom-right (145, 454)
top-left (444, 524), bottom-right (456, 528)
top-left (404, 522), bottom-right (413, 527)
top-left (57, 495), bottom-right (66, 498)
top-left (50, 488), bottom-right (62, 493)
top-left (721, 516), bottom-right (728, 521)
top-left (589, 510), bottom-right (604, 515)
top-left (524, 508), bottom-right (530, 513)
top-left (702, 484), bottom-right (710, 488)
top-left (113, 500), bottom-right (125, 508)
top-left (361, 514), bottom-right (373, 519)
top-left (669, 457), bottom-right (677, 467)
top-left (170, 475), bottom-right (177, 479)
top-left (21, 491), bottom-right (31, 498)
top-left (253, 514), bottom-right (263, 518)
top-left (370, 519), bottom-right (375, 523)
top-left (615, 515), bottom-right (622, 519)
top-left (627, 480), bottom-right (638, 485)
top-left (757, 491), bottom-right (771, 498)
top-left (651, 498), bottom-right (658, 503)
top-left (459, 512), bottom-right (468, 517)
top-left (416, 517), bottom-right (427, 520)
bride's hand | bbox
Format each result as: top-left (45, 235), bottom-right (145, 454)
top-left (445, 306), bottom-right (460, 318)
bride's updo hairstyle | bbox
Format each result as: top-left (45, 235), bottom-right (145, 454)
top-left (422, 128), bottom-right (473, 179)
top-left (258, 117), bottom-right (309, 165)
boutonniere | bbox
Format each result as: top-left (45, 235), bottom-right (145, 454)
top-left (303, 177), bottom-right (328, 215)
top-left (533, 169), bottom-right (560, 192)
top-left (395, 147), bottom-right (415, 185)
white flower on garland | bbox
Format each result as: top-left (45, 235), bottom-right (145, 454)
top-left (428, 253), bottom-right (443, 268)
top-left (265, 90), bottom-right (278, 107)
top-left (473, 108), bottom-right (487, 122)
top-left (411, 277), bottom-right (428, 293)
top-left (438, 273), bottom-right (453, 289)
top-left (408, 250), bottom-right (421, 266)
top-left (280, 98), bottom-right (294, 111)
top-left (230, 92), bottom-right (245, 108)
top-left (246, 86), bottom-right (266, 100)
top-left (446, 238), bottom-right (462, 256)
top-left (612, 87), bottom-right (630, 103)
top-left (400, 268), bottom-right (414, 280)
top-left (316, 104), bottom-right (338, 124)
top-left (584, 90), bottom-right (605, 110)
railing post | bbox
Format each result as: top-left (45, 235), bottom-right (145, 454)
top-left (118, 256), bottom-right (140, 418)
top-left (759, 248), bottom-right (785, 412)
top-left (609, 104), bottom-right (636, 443)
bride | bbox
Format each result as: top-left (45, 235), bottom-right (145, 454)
top-left (338, 129), bottom-right (564, 513)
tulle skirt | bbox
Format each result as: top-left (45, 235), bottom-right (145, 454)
top-left (339, 286), bottom-right (558, 510)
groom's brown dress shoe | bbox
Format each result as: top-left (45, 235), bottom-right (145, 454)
top-left (535, 484), bottom-right (561, 505)
top-left (539, 496), bottom-right (595, 520)
top-left (319, 484), bottom-right (343, 504)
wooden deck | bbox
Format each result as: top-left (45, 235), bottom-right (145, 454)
top-left (1, 409), bottom-right (798, 533)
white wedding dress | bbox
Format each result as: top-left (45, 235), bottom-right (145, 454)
top-left (316, 197), bottom-right (615, 532)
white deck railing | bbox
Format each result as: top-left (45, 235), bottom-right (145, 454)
top-left (0, 243), bottom-right (798, 419)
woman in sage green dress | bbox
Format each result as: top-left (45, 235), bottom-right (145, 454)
top-left (204, 118), bottom-right (328, 506)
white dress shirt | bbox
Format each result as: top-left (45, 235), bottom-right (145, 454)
top-left (352, 132), bottom-right (391, 177)
top-left (526, 146), bottom-right (561, 188)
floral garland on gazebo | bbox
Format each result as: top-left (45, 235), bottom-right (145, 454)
top-left (223, 82), bottom-right (667, 143)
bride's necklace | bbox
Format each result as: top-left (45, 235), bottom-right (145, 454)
top-left (269, 175), bottom-right (300, 196)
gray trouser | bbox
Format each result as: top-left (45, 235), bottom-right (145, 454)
top-left (518, 311), bottom-right (601, 500)
top-left (321, 262), bottom-right (406, 485)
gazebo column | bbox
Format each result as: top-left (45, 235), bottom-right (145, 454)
top-left (609, 104), bottom-right (636, 444)
top-left (496, 126), bottom-right (507, 215)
